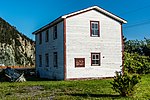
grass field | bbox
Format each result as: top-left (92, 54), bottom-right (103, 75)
top-left (0, 74), bottom-right (150, 100)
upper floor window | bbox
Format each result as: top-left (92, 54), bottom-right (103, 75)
top-left (53, 52), bottom-right (58, 67)
top-left (39, 55), bottom-right (42, 67)
top-left (45, 29), bottom-right (49, 42)
top-left (53, 25), bottom-right (57, 40)
top-left (39, 32), bottom-right (42, 44)
top-left (91, 53), bottom-right (100, 66)
top-left (45, 53), bottom-right (49, 67)
top-left (90, 21), bottom-right (100, 37)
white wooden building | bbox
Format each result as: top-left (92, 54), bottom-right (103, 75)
top-left (32, 6), bottom-right (127, 80)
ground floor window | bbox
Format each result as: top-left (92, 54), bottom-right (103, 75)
top-left (45, 53), bottom-right (49, 67)
top-left (53, 52), bottom-right (58, 67)
top-left (75, 58), bottom-right (85, 67)
top-left (91, 53), bottom-right (100, 66)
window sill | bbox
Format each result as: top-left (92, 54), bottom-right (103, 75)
top-left (91, 36), bottom-right (100, 37)
top-left (91, 64), bottom-right (100, 66)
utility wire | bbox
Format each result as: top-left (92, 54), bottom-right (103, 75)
top-left (120, 5), bottom-right (150, 28)
top-left (124, 20), bottom-right (150, 28)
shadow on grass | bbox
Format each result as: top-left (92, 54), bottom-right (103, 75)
top-left (25, 76), bottom-right (52, 81)
top-left (0, 68), bottom-right (59, 82)
top-left (18, 68), bottom-right (54, 81)
top-left (68, 93), bottom-right (120, 98)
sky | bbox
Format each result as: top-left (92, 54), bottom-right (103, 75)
top-left (0, 0), bottom-right (150, 40)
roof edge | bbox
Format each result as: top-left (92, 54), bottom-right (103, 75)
top-left (62, 6), bottom-right (127, 24)
top-left (32, 6), bottom-right (127, 35)
top-left (32, 17), bottom-right (63, 34)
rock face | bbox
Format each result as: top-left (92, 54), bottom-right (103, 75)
top-left (0, 17), bottom-right (35, 66)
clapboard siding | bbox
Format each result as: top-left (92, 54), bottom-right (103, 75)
top-left (34, 6), bottom-right (126, 80)
top-left (35, 21), bottom-right (64, 80)
top-left (66, 10), bottom-right (122, 79)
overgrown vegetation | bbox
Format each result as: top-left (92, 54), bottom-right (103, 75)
top-left (124, 38), bottom-right (150, 74)
top-left (124, 52), bottom-right (150, 74)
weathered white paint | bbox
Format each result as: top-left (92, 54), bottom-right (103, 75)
top-left (35, 21), bottom-right (64, 80)
top-left (66, 10), bottom-right (122, 79)
top-left (34, 6), bottom-right (126, 80)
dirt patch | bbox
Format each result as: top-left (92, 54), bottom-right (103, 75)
top-left (12, 86), bottom-right (47, 99)
top-left (23, 86), bottom-right (44, 92)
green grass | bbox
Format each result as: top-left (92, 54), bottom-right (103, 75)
top-left (0, 75), bottom-right (150, 100)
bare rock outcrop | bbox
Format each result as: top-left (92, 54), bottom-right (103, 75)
top-left (0, 17), bottom-right (35, 66)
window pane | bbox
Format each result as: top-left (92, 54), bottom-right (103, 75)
top-left (92, 30), bottom-right (94, 35)
top-left (96, 60), bottom-right (99, 64)
top-left (45, 54), bottom-right (49, 67)
top-left (93, 55), bottom-right (95, 59)
top-left (39, 33), bottom-right (42, 44)
top-left (95, 30), bottom-right (98, 35)
top-left (92, 23), bottom-right (95, 28)
top-left (96, 55), bottom-right (99, 59)
top-left (39, 55), bottom-right (42, 67)
top-left (93, 30), bottom-right (96, 35)
top-left (95, 23), bottom-right (98, 29)
top-left (53, 25), bottom-right (57, 39)
top-left (54, 52), bottom-right (57, 67)
top-left (90, 21), bottom-right (99, 37)
top-left (46, 30), bottom-right (49, 42)
top-left (94, 24), bottom-right (96, 29)
top-left (91, 53), bottom-right (100, 66)
top-left (92, 60), bottom-right (95, 64)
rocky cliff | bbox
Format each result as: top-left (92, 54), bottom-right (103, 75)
top-left (0, 17), bottom-right (35, 66)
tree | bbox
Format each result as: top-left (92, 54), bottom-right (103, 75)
top-left (142, 38), bottom-right (150, 57)
top-left (124, 38), bottom-right (150, 57)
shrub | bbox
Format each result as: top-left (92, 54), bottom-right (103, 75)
top-left (110, 71), bottom-right (141, 96)
top-left (124, 52), bottom-right (150, 74)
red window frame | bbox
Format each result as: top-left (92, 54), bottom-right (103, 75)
top-left (91, 53), bottom-right (101, 66)
top-left (90, 21), bottom-right (100, 37)
top-left (75, 58), bottom-right (85, 67)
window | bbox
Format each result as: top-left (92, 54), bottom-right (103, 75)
top-left (91, 53), bottom-right (100, 66)
top-left (45, 53), bottom-right (49, 67)
top-left (53, 52), bottom-right (58, 67)
top-left (39, 55), bottom-right (42, 67)
top-left (39, 32), bottom-right (42, 44)
top-left (45, 30), bottom-right (49, 42)
top-left (75, 58), bottom-right (85, 67)
top-left (90, 21), bottom-right (100, 37)
top-left (53, 25), bottom-right (57, 39)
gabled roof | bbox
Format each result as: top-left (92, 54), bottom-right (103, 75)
top-left (62, 6), bottom-right (127, 23)
top-left (33, 6), bottom-right (127, 34)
